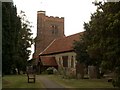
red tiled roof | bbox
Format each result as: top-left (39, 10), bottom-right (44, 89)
top-left (40, 56), bottom-right (58, 66)
top-left (40, 32), bottom-right (83, 55)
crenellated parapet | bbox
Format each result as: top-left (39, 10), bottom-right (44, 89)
top-left (46, 16), bottom-right (64, 22)
top-left (37, 11), bottom-right (64, 22)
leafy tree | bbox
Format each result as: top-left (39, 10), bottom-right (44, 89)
top-left (16, 11), bottom-right (33, 74)
top-left (2, 2), bottom-right (19, 74)
top-left (74, 34), bottom-right (90, 66)
top-left (74, 2), bottom-right (120, 87)
top-left (2, 2), bottom-right (33, 75)
top-left (83, 2), bottom-right (120, 87)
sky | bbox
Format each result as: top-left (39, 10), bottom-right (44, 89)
top-left (13, 0), bottom-right (97, 59)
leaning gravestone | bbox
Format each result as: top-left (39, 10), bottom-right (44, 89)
top-left (88, 66), bottom-right (97, 79)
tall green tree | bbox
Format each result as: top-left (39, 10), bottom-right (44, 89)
top-left (2, 2), bottom-right (19, 74)
top-left (74, 34), bottom-right (90, 66)
top-left (2, 2), bottom-right (33, 75)
top-left (16, 11), bottom-right (33, 74)
top-left (83, 2), bottom-right (120, 87)
top-left (84, 2), bottom-right (120, 70)
top-left (74, 2), bottom-right (120, 87)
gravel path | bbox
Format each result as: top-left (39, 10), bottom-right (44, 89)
top-left (37, 75), bottom-right (65, 88)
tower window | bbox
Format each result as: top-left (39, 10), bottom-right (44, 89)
top-left (51, 25), bottom-right (58, 35)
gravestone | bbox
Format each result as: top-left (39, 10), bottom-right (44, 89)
top-left (88, 66), bottom-right (97, 79)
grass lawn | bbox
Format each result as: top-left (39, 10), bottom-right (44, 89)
top-left (2, 75), bottom-right (43, 88)
top-left (0, 76), bottom-right (2, 89)
top-left (47, 75), bottom-right (115, 88)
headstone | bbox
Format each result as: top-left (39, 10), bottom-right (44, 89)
top-left (88, 66), bottom-right (97, 79)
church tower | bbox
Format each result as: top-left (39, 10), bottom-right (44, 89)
top-left (33, 11), bottom-right (65, 60)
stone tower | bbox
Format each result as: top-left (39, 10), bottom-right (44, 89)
top-left (33, 11), bottom-right (65, 60)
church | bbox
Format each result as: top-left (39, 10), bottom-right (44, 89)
top-left (33, 11), bottom-right (83, 77)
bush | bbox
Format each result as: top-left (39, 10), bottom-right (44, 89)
top-left (112, 76), bottom-right (120, 88)
top-left (46, 67), bottom-right (54, 74)
top-left (47, 69), bottom-right (53, 74)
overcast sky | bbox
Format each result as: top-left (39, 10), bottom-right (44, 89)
top-left (13, 0), bottom-right (97, 37)
top-left (13, 0), bottom-right (97, 59)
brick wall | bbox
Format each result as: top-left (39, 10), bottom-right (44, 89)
top-left (33, 11), bottom-right (65, 60)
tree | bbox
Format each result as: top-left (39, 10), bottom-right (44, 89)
top-left (74, 34), bottom-right (90, 66)
top-left (74, 2), bottom-right (120, 87)
top-left (2, 2), bottom-right (19, 74)
top-left (16, 11), bottom-right (33, 74)
top-left (83, 2), bottom-right (120, 87)
top-left (2, 2), bottom-right (33, 75)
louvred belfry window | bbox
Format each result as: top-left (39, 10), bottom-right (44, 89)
top-left (51, 25), bottom-right (58, 34)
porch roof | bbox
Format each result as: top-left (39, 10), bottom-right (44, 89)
top-left (40, 56), bottom-right (58, 66)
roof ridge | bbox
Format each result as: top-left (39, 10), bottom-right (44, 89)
top-left (66, 32), bottom-right (83, 37)
top-left (53, 32), bottom-right (82, 41)
top-left (39, 39), bottom-right (56, 55)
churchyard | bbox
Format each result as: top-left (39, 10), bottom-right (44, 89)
top-left (2, 74), bottom-right (115, 88)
